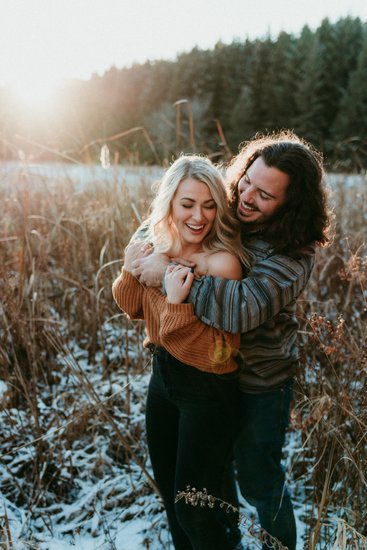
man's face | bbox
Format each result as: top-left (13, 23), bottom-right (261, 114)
top-left (237, 156), bottom-right (289, 225)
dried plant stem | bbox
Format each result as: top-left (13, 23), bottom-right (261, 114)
top-left (44, 331), bottom-right (159, 495)
top-left (175, 487), bottom-right (288, 550)
top-left (309, 437), bottom-right (336, 549)
top-left (78, 126), bottom-right (161, 164)
top-left (0, 504), bottom-right (13, 549)
top-left (14, 134), bottom-right (82, 164)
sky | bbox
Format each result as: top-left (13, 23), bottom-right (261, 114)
top-left (1, 0), bottom-right (367, 105)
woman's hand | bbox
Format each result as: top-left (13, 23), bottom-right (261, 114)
top-left (165, 264), bottom-right (195, 304)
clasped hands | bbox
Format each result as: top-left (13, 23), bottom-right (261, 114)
top-left (123, 241), bottom-right (196, 299)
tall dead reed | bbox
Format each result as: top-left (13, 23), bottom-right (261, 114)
top-left (0, 165), bottom-right (366, 548)
top-left (0, 164), bottom-right (159, 545)
top-left (293, 177), bottom-right (367, 548)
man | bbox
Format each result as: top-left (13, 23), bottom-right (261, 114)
top-left (131, 131), bottom-right (332, 549)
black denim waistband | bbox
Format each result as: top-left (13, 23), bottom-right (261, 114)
top-left (147, 343), bottom-right (168, 357)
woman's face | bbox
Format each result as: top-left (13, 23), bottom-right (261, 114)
top-left (171, 177), bottom-right (217, 248)
top-left (237, 156), bottom-right (289, 225)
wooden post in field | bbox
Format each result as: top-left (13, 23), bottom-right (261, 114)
top-left (214, 119), bottom-right (232, 160)
top-left (187, 101), bottom-right (196, 151)
top-left (174, 100), bottom-right (182, 150)
top-left (174, 99), bottom-right (196, 152)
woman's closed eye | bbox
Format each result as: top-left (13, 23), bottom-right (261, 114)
top-left (181, 203), bottom-right (216, 210)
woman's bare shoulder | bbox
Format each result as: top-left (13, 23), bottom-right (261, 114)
top-left (206, 251), bottom-right (243, 280)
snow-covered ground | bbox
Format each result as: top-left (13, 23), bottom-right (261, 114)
top-left (2, 162), bottom-right (365, 549)
top-left (0, 160), bottom-right (365, 194)
top-left (0, 161), bottom-right (164, 195)
top-left (0, 315), bottom-right (310, 550)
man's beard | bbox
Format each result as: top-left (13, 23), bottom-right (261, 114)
top-left (240, 221), bottom-right (266, 242)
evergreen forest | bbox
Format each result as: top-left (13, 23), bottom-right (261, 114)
top-left (1, 16), bottom-right (367, 171)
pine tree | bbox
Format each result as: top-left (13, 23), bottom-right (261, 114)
top-left (229, 37), bottom-right (274, 143)
top-left (294, 17), bottom-right (364, 154)
top-left (266, 31), bottom-right (298, 128)
top-left (332, 27), bottom-right (367, 170)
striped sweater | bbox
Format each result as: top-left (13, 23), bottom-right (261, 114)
top-left (186, 235), bottom-right (315, 392)
top-left (112, 269), bottom-right (239, 374)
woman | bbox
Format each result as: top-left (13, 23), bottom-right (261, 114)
top-left (112, 155), bottom-right (249, 550)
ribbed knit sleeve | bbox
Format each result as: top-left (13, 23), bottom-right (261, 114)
top-left (159, 302), bottom-right (240, 373)
top-left (112, 269), bottom-right (144, 320)
top-left (112, 269), bottom-right (240, 374)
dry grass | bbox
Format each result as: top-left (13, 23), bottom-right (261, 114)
top-left (0, 165), bottom-right (159, 546)
top-left (292, 177), bottom-right (367, 548)
top-left (0, 165), bottom-right (366, 548)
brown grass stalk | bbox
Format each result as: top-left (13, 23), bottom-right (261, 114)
top-left (0, 160), bottom-right (366, 546)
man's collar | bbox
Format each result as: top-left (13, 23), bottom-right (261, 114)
top-left (241, 223), bottom-right (266, 236)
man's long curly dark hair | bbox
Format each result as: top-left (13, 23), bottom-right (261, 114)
top-left (227, 131), bottom-right (333, 256)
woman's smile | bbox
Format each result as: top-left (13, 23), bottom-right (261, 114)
top-left (171, 177), bottom-right (217, 251)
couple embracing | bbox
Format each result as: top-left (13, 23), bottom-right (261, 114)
top-left (112, 131), bottom-right (331, 550)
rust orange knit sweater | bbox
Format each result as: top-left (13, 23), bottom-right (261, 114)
top-left (112, 269), bottom-right (239, 374)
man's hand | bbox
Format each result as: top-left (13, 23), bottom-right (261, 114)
top-left (131, 250), bottom-right (170, 287)
top-left (123, 241), bottom-right (151, 272)
top-left (165, 264), bottom-right (195, 304)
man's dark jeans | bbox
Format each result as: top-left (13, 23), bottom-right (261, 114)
top-left (145, 347), bottom-right (241, 550)
top-left (227, 380), bottom-right (297, 550)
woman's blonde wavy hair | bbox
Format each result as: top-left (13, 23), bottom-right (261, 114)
top-left (147, 155), bottom-right (249, 267)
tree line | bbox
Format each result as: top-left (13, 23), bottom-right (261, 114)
top-left (1, 16), bottom-right (367, 170)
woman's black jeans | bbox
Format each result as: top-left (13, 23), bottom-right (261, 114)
top-left (145, 347), bottom-right (240, 550)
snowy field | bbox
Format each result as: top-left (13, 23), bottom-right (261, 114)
top-left (0, 161), bottom-right (164, 195)
top-left (1, 162), bottom-right (366, 549)
top-left (0, 160), bottom-right (365, 194)
top-left (0, 324), bottom-right (309, 550)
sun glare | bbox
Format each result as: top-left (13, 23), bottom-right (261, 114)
top-left (9, 75), bottom-right (60, 110)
